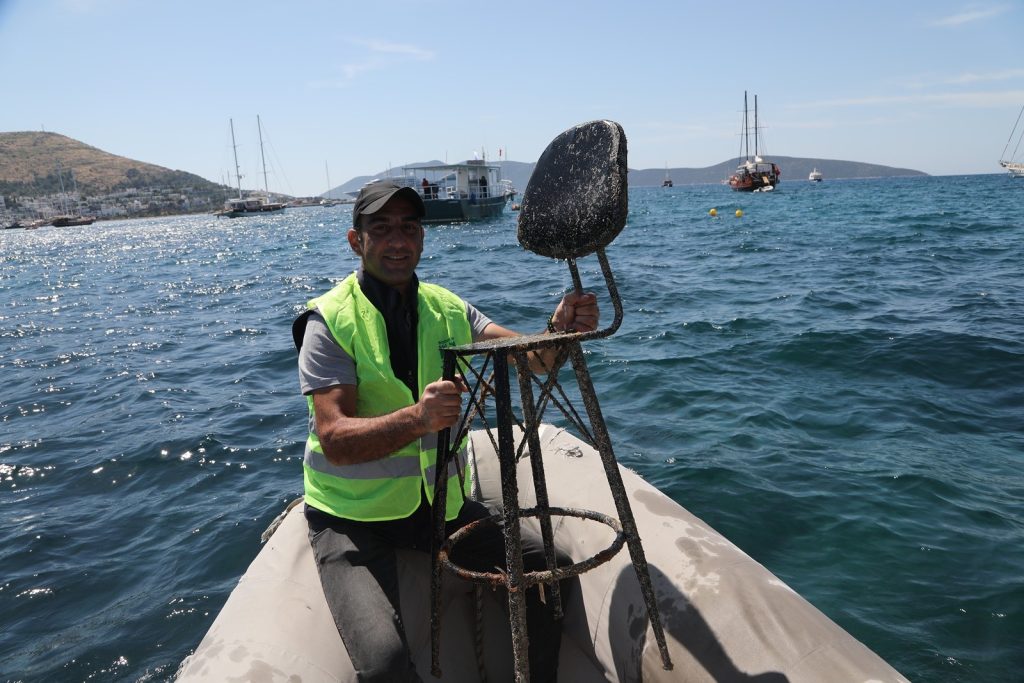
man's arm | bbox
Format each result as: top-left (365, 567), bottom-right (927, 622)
top-left (300, 311), bottom-right (466, 467)
top-left (478, 291), bottom-right (600, 373)
top-left (312, 379), bottom-right (466, 466)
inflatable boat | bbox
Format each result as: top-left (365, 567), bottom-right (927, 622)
top-left (176, 425), bottom-right (909, 682)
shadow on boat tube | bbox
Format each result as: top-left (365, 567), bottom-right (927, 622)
top-left (607, 562), bottom-right (789, 682)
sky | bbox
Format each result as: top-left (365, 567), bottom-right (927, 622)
top-left (1, 0), bottom-right (1021, 197)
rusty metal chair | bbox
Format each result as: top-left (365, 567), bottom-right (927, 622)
top-left (429, 120), bottom-right (673, 681)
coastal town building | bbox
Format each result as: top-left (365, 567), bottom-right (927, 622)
top-left (2, 185), bottom-right (228, 224)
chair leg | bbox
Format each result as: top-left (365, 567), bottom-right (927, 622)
top-left (493, 352), bottom-right (531, 682)
top-left (514, 351), bottom-right (563, 619)
top-left (568, 343), bottom-right (674, 670)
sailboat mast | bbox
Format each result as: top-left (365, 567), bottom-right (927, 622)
top-left (70, 168), bottom-right (80, 217)
top-left (55, 161), bottom-right (67, 214)
top-left (258, 115), bottom-right (270, 194)
top-left (743, 91), bottom-right (749, 161)
top-left (754, 94), bottom-right (759, 159)
top-left (230, 118), bottom-right (243, 199)
top-left (325, 161), bottom-right (331, 198)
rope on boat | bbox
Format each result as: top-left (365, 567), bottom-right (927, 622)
top-left (473, 585), bottom-right (488, 682)
top-left (260, 497), bottom-right (304, 543)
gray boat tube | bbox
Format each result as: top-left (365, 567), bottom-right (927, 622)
top-left (177, 425), bottom-right (908, 682)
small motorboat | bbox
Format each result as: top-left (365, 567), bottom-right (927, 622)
top-left (176, 425), bottom-right (908, 682)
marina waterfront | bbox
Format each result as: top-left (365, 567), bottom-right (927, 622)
top-left (1, 175), bottom-right (1022, 681)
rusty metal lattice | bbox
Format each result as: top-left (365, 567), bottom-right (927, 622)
top-left (428, 247), bottom-right (673, 682)
top-left (430, 119), bottom-right (672, 681)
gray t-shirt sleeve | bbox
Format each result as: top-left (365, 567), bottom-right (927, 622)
top-left (298, 312), bottom-right (356, 395)
top-left (466, 301), bottom-right (492, 340)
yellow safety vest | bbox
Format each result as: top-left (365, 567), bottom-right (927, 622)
top-left (302, 273), bottom-right (472, 521)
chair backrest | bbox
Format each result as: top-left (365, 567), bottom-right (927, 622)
top-left (517, 120), bottom-right (628, 260)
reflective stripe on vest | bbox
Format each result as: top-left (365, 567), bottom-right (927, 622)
top-left (305, 443), bottom-right (468, 481)
top-left (301, 273), bottom-right (473, 522)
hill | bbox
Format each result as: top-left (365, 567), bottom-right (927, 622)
top-left (633, 156), bottom-right (927, 186)
top-left (330, 156), bottom-right (926, 197)
top-left (0, 131), bottom-right (225, 198)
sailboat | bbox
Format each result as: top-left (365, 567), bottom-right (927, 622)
top-left (999, 103), bottom-right (1024, 178)
top-left (319, 162), bottom-right (350, 206)
top-left (216, 116), bottom-right (288, 218)
top-left (728, 91), bottom-right (781, 192)
top-left (50, 162), bottom-right (96, 226)
top-left (661, 164), bottom-right (673, 187)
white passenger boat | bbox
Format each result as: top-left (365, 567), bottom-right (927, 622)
top-left (177, 425), bottom-right (908, 682)
top-left (387, 159), bottom-right (513, 223)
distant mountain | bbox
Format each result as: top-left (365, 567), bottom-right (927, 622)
top-left (637, 156), bottom-right (927, 186)
top-left (0, 131), bottom-right (226, 198)
top-left (329, 156), bottom-right (926, 197)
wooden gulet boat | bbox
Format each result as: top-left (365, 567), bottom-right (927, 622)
top-left (50, 162), bottom-right (96, 226)
top-left (728, 91), bottom-right (781, 192)
top-left (50, 215), bottom-right (96, 227)
top-left (215, 117), bottom-right (287, 218)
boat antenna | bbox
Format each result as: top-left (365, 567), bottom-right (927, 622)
top-left (230, 118), bottom-right (243, 199)
top-left (258, 115), bottom-right (270, 195)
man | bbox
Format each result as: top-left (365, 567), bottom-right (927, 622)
top-left (293, 180), bottom-right (598, 681)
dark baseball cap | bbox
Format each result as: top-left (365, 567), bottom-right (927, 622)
top-left (352, 180), bottom-right (425, 227)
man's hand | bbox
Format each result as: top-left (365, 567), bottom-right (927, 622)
top-left (417, 378), bottom-right (468, 432)
top-left (551, 291), bottom-right (599, 333)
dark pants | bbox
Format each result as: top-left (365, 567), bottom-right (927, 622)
top-left (307, 496), bottom-right (567, 682)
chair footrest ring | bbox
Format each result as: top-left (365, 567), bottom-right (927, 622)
top-left (439, 506), bottom-right (625, 588)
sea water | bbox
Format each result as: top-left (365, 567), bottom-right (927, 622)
top-left (1, 175), bottom-right (1021, 682)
